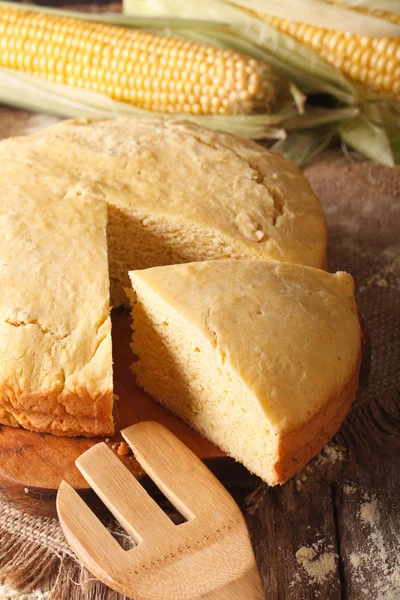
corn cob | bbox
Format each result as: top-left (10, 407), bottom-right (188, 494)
top-left (0, 5), bottom-right (278, 116)
top-left (262, 10), bottom-right (400, 98)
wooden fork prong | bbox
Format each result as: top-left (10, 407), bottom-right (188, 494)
top-left (122, 422), bottom-right (241, 523)
top-left (57, 480), bottom-right (128, 586)
top-left (75, 442), bottom-right (175, 543)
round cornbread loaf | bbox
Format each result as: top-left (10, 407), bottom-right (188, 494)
top-left (0, 117), bottom-right (327, 438)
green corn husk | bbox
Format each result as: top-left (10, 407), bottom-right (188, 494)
top-left (228, 0), bottom-right (400, 36)
top-left (272, 126), bottom-right (335, 167)
top-left (281, 107), bottom-right (360, 131)
top-left (0, 68), bottom-right (289, 140)
top-left (338, 100), bottom-right (400, 166)
top-left (338, 118), bottom-right (398, 167)
top-left (333, 0), bottom-right (400, 15)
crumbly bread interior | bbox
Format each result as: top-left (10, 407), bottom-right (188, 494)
top-left (108, 204), bottom-right (268, 307)
top-left (127, 288), bottom-right (279, 484)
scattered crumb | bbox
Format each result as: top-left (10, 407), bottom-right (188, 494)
top-left (360, 498), bottom-right (379, 526)
top-left (344, 484), bottom-right (357, 495)
top-left (294, 468), bottom-right (309, 490)
top-left (105, 438), bottom-right (110, 443)
top-left (295, 543), bottom-right (338, 584)
top-left (113, 394), bottom-right (120, 401)
top-left (297, 546), bottom-right (315, 561)
top-left (289, 571), bottom-right (301, 588)
top-left (292, 443), bottom-right (347, 487)
top-left (359, 248), bottom-right (400, 292)
top-left (347, 494), bottom-right (400, 599)
top-left (323, 445), bottom-right (346, 464)
top-left (117, 441), bottom-right (130, 456)
top-left (350, 553), bottom-right (361, 568)
top-left (111, 443), bottom-right (117, 450)
top-left (23, 487), bottom-right (29, 494)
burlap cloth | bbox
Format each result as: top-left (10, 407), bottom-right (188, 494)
top-left (0, 146), bottom-right (399, 599)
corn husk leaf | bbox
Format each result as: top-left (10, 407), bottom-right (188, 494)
top-left (360, 100), bottom-right (400, 130)
top-left (0, 68), bottom-right (289, 139)
top-left (124, 0), bottom-right (358, 103)
top-left (281, 106), bottom-right (359, 130)
top-left (289, 83), bottom-right (307, 114)
top-left (230, 0), bottom-right (400, 36)
top-left (333, 0), bottom-right (400, 15)
top-left (338, 118), bottom-right (397, 166)
top-left (388, 133), bottom-right (400, 164)
top-left (272, 126), bottom-right (334, 166)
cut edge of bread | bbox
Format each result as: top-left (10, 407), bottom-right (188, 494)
top-left (128, 272), bottom-right (360, 485)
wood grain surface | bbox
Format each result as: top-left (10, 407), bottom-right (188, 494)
top-left (1, 8), bottom-right (399, 596)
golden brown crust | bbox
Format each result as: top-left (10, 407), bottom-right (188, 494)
top-left (272, 353), bottom-right (361, 485)
top-left (0, 168), bottom-right (113, 438)
top-left (0, 390), bottom-right (114, 437)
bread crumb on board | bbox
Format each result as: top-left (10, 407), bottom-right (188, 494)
top-left (295, 542), bottom-right (338, 585)
top-left (294, 443), bottom-right (347, 490)
top-left (117, 441), bottom-right (131, 456)
top-left (289, 489), bottom-right (399, 599)
top-left (347, 494), bottom-right (400, 599)
top-left (360, 497), bottom-right (379, 526)
top-left (343, 484), bottom-right (357, 495)
top-left (319, 444), bottom-right (346, 465)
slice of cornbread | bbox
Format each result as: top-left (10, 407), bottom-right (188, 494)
top-left (0, 161), bottom-right (113, 436)
top-left (129, 260), bottom-right (361, 485)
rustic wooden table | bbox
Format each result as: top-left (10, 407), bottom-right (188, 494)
top-left (1, 2), bottom-right (399, 598)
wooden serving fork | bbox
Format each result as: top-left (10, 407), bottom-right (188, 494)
top-left (57, 421), bottom-right (265, 600)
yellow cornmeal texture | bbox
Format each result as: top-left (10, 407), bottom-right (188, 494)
top-left (0, 118), bottom-right (327, 308)
top-left (0, 159), bottom-right (113, 436)
top-left (129, 260), bottom-right (361, 485)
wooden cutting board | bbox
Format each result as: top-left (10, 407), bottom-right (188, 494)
top-left (0, 310), bottom-right (241, 518)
